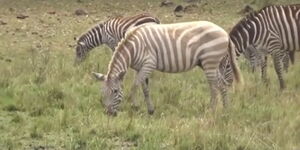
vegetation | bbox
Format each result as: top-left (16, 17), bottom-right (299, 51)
top-left (0, 0), bottom-right (299, 149)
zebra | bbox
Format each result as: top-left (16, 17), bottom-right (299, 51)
top-left (230, 4), bottom-right (300, 89)
top-left (74, 13), bottom-right (160, 63)
top-left (92, 21), bottom-right (243, 116)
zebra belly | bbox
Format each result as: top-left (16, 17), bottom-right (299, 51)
top-left (155, 65), bottom-right (197, 73)
top-left (155, 56), bottom-right (198, 73)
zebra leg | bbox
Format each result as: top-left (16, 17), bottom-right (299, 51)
top-left (209, 79), bottom-right (219, 111)
top-left (130, 77), bottom-right (155, 114)
top-left (128, 81), bottom-right (140, 111)
top-left (218, 78), bottom-right (229, 108)
top-left (141, 78), bottom-right (155, 115)
top-left (272, 52), bottom-right (286, 90)
top-left (204, 70), bottom-right (219, 111)
top-left (283, 51), bottom-right (290, 73)
top-left (131, 62), bottom-right (155, 114)
top-left (217, 70), bottom-right (233, 109)
top-left (261, 55), bottom-right (269, 84)
top-left (130, 71), bottom-right (142, 111)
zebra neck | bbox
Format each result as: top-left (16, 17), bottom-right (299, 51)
top-left (81, 24), bottom-right (104, 50)
top-left (231, 36), bottom-right (245, 57)
top-left (87, 41), bottom-right (100, 50)
top-left (107, 50), bottom-right (131, 78)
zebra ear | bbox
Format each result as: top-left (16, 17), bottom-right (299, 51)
top-left (92, 72), bottom-right (106, 81)
top-left (78, 42), bottom-right (85, 46)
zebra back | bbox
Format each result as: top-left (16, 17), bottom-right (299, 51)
top-left (230, 4), bottom-right (300, 55)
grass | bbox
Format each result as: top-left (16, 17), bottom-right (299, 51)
top-left (0, 0), bottom-right (300, 149)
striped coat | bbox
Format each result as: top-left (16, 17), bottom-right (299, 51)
top-left (93, 21), bottom-right (242, 115)
top-left (75, 13), bottom-right (160, 63)
top-left (230, 5), bottom-right (300, 89)
top-left (244, 45), bottom-right (294, 73)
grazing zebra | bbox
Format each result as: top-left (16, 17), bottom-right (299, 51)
top-left (92, 21), bottom-right (243, 116)
top-left (74, 13), bottom-right (160, 63)
top-left (230, 4), bottom-right (300, 89)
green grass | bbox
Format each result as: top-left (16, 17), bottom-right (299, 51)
top-left (0, 0), bottom-right (300, 149)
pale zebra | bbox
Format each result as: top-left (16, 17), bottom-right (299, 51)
top-left (92, 21), bottom-right (243, 116)
top-left (230, 4), bottom-right (300, 89)
top-left (75, 13), bottom-right (160, 63)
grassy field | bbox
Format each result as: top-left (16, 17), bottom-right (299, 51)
top-left (0, 0), bottom-right (300, 149)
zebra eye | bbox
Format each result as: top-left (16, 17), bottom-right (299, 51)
top-left (112, 89), bottom-right (118, 94)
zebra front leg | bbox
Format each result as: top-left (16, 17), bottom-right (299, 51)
top-left (272, 52), bottom-right (286, 90)
top-left (261, 55), bottom-right (269, 85)
top-left (142, 78), bottom-right (155, 115)
top-left (128, 82), bottom-right (140, 111)
top-left (129, 72), bottom-right (140, 111)
top-left (130, 72), bottom-right (150, 111)
top-left (131, 62), bottom-right (155, 114)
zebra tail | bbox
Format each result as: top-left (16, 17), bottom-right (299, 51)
top-left (228, 39), bottom-right (244, 86)
top-left (289, 50), bottom-right (295, 65)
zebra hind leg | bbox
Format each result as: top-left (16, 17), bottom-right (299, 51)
top-left (289, 50), bottom-right (295, 65)
top-left (283, 51), bottom-right (290, 73)
top-left (218, 76), bottom-right (229, 109)
top-left (204, 70), bottom-right (219, 112)
top-left (217, 70), bottom-right (234, 109)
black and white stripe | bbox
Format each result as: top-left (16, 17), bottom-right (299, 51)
top-left (230, 4), bottom-right (300, 89)
top-left (75, 13), bottom-right (160, 63)
top-left (93, 21), bottom-right (243, 115)
top-left (244, 45), bottom-right (294, 74)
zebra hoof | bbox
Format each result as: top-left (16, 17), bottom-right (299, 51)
top-left (148, 109), bottom-right (155, 115)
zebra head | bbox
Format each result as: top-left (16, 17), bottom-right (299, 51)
top-left (74, 23), bottom-right (106, 64)
top-left (92, 72), bottom-right (125, 116)
top-left (74, 41), bottom-right (88, 64)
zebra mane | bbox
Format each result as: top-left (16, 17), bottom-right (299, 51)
top-left (230, 15), bottom-right (252, 36)
top-left (76, 16), bottom-right (123, 44)
top-left (107, 25), bottom-right (143, 77)
top-left (76, 23), bottom-right (104, 44)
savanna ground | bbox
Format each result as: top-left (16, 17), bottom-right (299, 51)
top-left (0, 0), bottom-right (300, 149)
